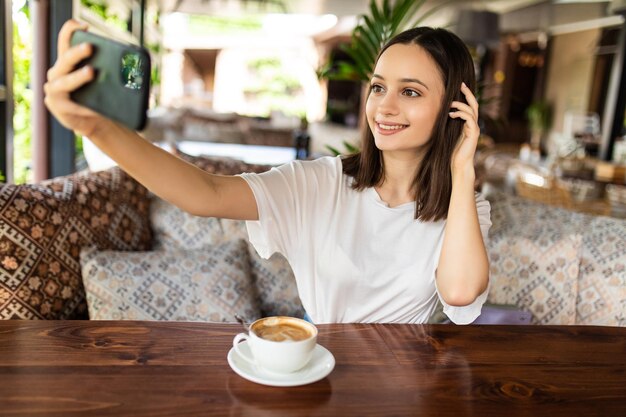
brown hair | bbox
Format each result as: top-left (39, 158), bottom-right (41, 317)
top-left (342, 27), bottom-right (476, 221)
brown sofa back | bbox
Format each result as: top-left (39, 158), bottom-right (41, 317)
top-left (0, 167), bottom-right (152, 319)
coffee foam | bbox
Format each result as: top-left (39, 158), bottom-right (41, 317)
top-left (252, 317), bottom-right (314, 342)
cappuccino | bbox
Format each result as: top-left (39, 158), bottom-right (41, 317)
top-left (233, 316), bottom-right (318, 373)
top-left (253, 317), bottom-right (313, 342)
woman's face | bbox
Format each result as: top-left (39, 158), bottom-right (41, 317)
top-left (366, 43), bottom-right (445, 157)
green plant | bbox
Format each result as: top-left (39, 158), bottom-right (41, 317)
top-left (526, 100), bottom-right (552, 150)
top-left (318, 0), bottom-right (459, 82)
top-left (81, 0), bottom-right (129, 32)
top-left (242, 56), bottom-right (305, 117)
top-left (526, 100), bottom-right (552, 133)
top-left (12, 2), bottom-right (33, 183)
top-left (325, 141), bottom-right (360, 157)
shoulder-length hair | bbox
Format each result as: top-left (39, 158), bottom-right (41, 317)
top-left (342, 27), bottom-right (477, 222)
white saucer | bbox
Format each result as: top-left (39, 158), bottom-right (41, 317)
top-left (227, 341), bottom-right (335, 387)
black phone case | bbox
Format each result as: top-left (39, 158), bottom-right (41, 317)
top-left (70, 31), bottom-right (151, 131)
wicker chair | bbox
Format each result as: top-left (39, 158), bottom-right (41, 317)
top-left (515, 176), bottom-right (574, 210)
top-left (516, 175), bottom-right (612, 216)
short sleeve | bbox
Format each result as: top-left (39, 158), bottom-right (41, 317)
top-left (238, 165), bottom-right (300, 260)
top-left (436, 281), bottom-right (490, 325)
top-left (436, 192), bottom-right (492, 325)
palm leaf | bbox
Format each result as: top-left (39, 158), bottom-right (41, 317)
top-left (342, 141), bottom-right (360, 154)
top-left (361, 15), bottom-right (385, 49)
top-left (355, 26), bottom-right (379, 61)
top-left (410, 0), bottom-right (460, 28)
top-left (354, 16), bottom-right (384, 56)
top-left (325, 145), bottom-right (341, 156)
top-left (382, 0), bottom-right (391, 19)
top-left (390, 0), bottom-right (424, 33)
top-left (338, 45), bottom-right (369, 80)
top-left (343, 41), bottom-right (375, 79)
top-left (369, 0), bottom-right (384, 29)
top-left (320, 0), bottom-right (458, 82)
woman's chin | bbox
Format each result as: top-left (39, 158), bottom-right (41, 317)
top-left (374, 138), bottom-right (430, 156)
top-left (374, 137), bottom-right (410, 152)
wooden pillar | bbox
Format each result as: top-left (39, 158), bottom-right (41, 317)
top-left (599, 17), bottom-right (626, 161)
top-left (48, 1), bottom-right (74, 178)
top-left (31, 0), bottom-right (50, 181)
top-left (0, 0), bottom-right (14, 183)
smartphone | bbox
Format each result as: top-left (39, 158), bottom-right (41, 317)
top-left (70, 30), bottom-right (151, 131)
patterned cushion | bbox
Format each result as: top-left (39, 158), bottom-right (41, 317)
top-left (80, 240), bottom-right (260, 322)
top-left (152, 153), bottom-right (304, 318)
top-left (0, 167), bottom-right (152, 319)
top-left (487, 189), bottom-right (588, 241)
top-left (221, 218), bottom-right (304, 318)
top-left (150, 198), bottom-right (223, 249)
top-left (487, 191), bottom-right (585, 324)
top-left (488, 234), bottom-right (581, 325)
top-left (577, 216), bottom-right (626, 326)
top-left (150, 200), bottom-right (304, 318)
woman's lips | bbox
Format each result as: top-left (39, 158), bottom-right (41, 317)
top-left (375, 122), bottom-right (408, 135)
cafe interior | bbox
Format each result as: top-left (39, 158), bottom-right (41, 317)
top-left (1, 0), bottom-right (626, 325)
top-left (1, 1), bottom-right (626, 414)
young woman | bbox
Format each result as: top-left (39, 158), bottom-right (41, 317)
top-left (45, 21), bottom-right (490, 325)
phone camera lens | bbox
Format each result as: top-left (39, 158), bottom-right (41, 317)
top-left (121, 52), bottom-right (144, 90)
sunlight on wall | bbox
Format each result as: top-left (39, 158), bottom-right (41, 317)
top-left (160, 12), bottom-right (328, 121)
top-left (213, 44), bottom-right (324, 121)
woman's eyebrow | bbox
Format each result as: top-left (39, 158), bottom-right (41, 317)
top-left (371, 73), bottom-right (429, 91)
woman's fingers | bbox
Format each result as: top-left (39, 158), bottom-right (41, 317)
top-left (449, 109), bottom-right (479, 139)
top-left (450, 101), bottom-right (475, 120)
top-left (449, 109), bottom-right (476, 127)
top-left (57, 19), bottom-right (88, 57)
top-left (44, 65), bottom-right (94, 97)
top-left (460, 82), bottom-right (479, 117)
top-left (47, 42), bottom-right (93, 81)
top-left (46, 98), bottom-right (98, 118)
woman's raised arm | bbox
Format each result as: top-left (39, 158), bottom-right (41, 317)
top-left (44, 20), bottom-right (258, 220)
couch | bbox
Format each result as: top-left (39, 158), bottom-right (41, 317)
top-left (1, 153), bottom-right (624, 325)
top-left (485, 188), bottom-right (626, 326)
top-left (0, 153), bottom-right (303, 322)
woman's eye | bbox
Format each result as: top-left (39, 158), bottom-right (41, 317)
top-left (402, 89), bottom-right (420, 97)
top-left (370, 84), bottom-right (384, 93)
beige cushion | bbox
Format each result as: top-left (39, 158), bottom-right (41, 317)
top-left (487, 190), bottom-right (585, 324)
top-left (150, 197), bottom-right (223, 249)
top-left (80, 240), bottom-right (261, 322)
top-left (150, 200), bottom-right (304, 318)
top-left (577, 216), bottom-right (626, 326)
top-left (488, 234), bottom-right (581, 325)
top-left (221, 219), bottom-right (304, 318)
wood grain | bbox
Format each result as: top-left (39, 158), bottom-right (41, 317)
top-left (1, 321), bottom-right (625, 416)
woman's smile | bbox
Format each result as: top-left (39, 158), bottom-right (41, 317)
top-left (375, 121), bottom-right (409, 135)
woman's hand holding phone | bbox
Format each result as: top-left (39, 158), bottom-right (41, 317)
top-left (44, 20), bottom-right (115, 138)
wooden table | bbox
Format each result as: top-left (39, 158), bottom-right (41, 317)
top-left (1, 321), bottom-right (625, 416)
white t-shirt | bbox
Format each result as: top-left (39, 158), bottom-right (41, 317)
top-left (239, 156), bottom-right (491, 324)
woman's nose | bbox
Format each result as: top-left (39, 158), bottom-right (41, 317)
top-left (377, 93), bottom-right (399, 115)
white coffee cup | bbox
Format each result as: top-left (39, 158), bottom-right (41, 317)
top-left (233, 316), bottom-right (318, 374)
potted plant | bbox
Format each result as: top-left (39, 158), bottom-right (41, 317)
top-left (318, 0), bottom-right (458, 83)
top-left (525, 100), bottom-right (552, 152)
